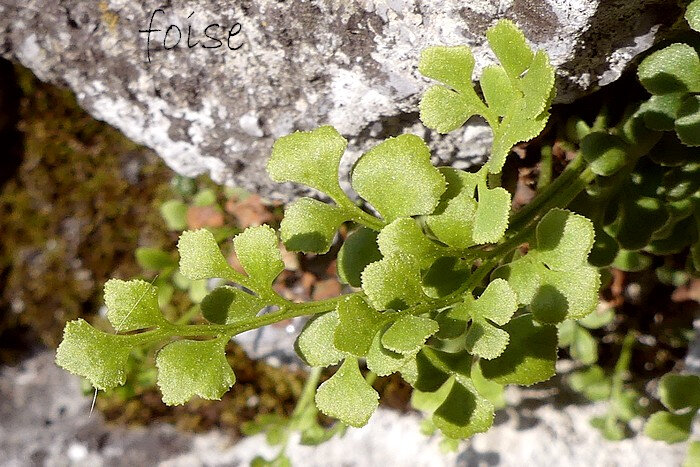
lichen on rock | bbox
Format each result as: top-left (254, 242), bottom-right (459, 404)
top-left (0, 0), bottom-right (681, 200)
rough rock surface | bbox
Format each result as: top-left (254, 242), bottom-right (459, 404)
top-left (0, 0), bottom-right (681, 200)
top-left (0, 350), bottom-right (688, 466)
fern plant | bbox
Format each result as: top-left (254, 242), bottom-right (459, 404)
top-left (54, 13), bottom-right (698, 463)
top-left (559, 3), bottom-right (700, 461)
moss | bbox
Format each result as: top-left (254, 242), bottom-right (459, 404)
top-left (0, 64), bottom-right (174, 358)
top-left (97, 342), bottom-right (308, 434)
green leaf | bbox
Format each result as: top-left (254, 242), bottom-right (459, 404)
top-left (156, 338), bottom-right (235, 406)
top-left (569, 366), bottom-right (611, 401)
top-left (300, 422), bottom-right (346, 446)
top-left (419, 86), bottom-right (479, 134)
top-left (557, 319), bottom-right (576, 347)
top-left (352, 134), bottom-right (446, 221)
top-left (662, 161), bottom-right (700, 201)
top-left (336, 227), bottom-right (382, 288)
top-left (382, 315), bottom-right (439, 354)
top-left (160, 199), bottom-right (188, 231)
top-left (193, 189), bottom-right (217, 207)
top-left (361, 254), bottom-right (426, 310)
top-left (464, 319), bottom-right (509, 360)
top-left (647, 215), bottom-right (697, 255)
top-left (315, 358), bottom-right (379, 427)
top-left (295, 311), bottom-right (345, 367)
top-left (685, 441), bottom-right (700, 467)
top-left (566, 115), bottom-right (591, 144)
top-left (280, 198), bottom-right (347, 253)
top-left (589, 226), bottom-right (619, 267)
top-left (233, 225), bottom-right (284, 289)
top-left (399, 355), bottom-right (420, 385)
top-left (104, 279), bottom-right (165, 332)
top-left (653, 198), bottom-right (696, 236)
top-left (492, 257), bottom-right (544, 305)
top-left (418, 46), bottom-right (483, 133)
top-left (494, 210), bottom-right (601, 324)
top-left (418, 20), bottom-right (553, 173)
top-left (425, 191), bottom-right (477, 249)
top-left (486, 19), bottom-right (534, 80)
top-left (472, 186), bottom-right (511, 244)
top-left (135, 247), bottom-right (177, 271)
top-left (411, 377), bottom-right (455, 414)
top-left (578, 307), bottom-right (615, 329)
top-left (616, 389), bottom-right (644, 423)
top-left (419, 45), bottom-right (476, 95)
top-left (440, 437), bottom-right (461, 453)
top-left (439, 167), bottom-right (480, 199)
top-left (251, 454), bottom-right (292, 467)
top-left (569, 325), bottom-right (598, 365)
top-left (656, 264), bottom-right (690, 287)
top-left (591, 416), bottom-right (626, 441)
top-left (422, 256), bottom-right (471, 299)
top-left (610, 193), bottom-right (669, 251)
top-left (688, 0), bottom-right (700, 31)
top-left (489, 109), bottom-right (549, 173)
top-left (518, 50), bottom-right (556, 119)
top-left (620, 109), bottom-right (663, 151)
top-left (471, 362), bottom-right (506, 409)
top-left (471, 278), bottom-right (518, 326)
top-left (532, 265), bottom-right (600, 322)
top-left (431, 349), bottom-right (476, 377)
top-left (209, 226), bottom-right (241, 244)
top-left (580, 132), bottom-right (629, 176)
top-left (638, 43), bottom-right (700, 95)
top-left (676, 94), bottom-right (700, 147)
top-left (157, 283), bottom-right (174, 308)
top-left (483, 31), bottom-right (555, 174)
top-left (480, 66), bottom-right (518, 117)
top-left (412, 349), bottom-right (454, 392)
top-left (648, 132), bottom-right (699, 167)
top-left (267, 126), bottom-right (347, 201)
top-left (638, 93), bottom-right (685, 131)
top-left (536, 209), bottom-right (595, 270)
top-left (55, 319), bottom-right (135, 390)
top-left (480, 315), bottom-right (557, 386)
top-left (334, 295), bottom-right (387, 357)
top-left (172, 271), bottom-right (191, 290)
top-left (658, 374), bottom-right (700, 411)
top-left (188, 279), bottom-right (208, 304)
top-left (459, 280), bottom-right (517, 359)
top-left (613, 249), bottom-right (652, 272)
top-left (644, 411), bottom-right (694, 443)
top-left (178, 229), bottom-right (234, 280)
top-left (433, 376), bottom-right (494, 439)
top-left (377, 218), bottom-right (447, 268)
top-left (366, 329), bottom-right (415, 376)
top-left (200, 286), bottom-right (264, 325)
top-left (425, 169), bottom-right (480, 249)
top-left (240, 414), bottom-right (286, 436)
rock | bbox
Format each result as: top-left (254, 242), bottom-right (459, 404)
top-left (166, 402), bottom-right (687, 467)
top-left (0, 1), bottom-right (680, 200)
top-left (1, 350), bottom-right (687, 466)
top-left (0, 350), bottom-right (194, 466)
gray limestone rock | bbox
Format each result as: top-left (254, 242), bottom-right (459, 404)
top-left (0, 0), bottom-right (681, 200)
top-left (1, 350), bottom-right (688, 466)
